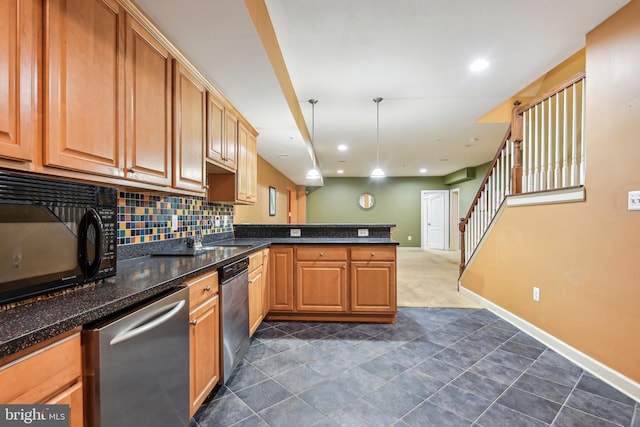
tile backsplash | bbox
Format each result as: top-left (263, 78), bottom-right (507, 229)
top-left (117, 192), bottom-right (234, 246)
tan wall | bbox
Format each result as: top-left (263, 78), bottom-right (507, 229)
top-left (461, 0), bottom-right (640, 382)
top-left (234, 156), bottom-right (302, 224)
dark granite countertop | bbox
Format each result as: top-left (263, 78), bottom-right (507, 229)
top-left (0, 241), bottom-right (268, 358)
top-left (235, 238), bottom-right (399, 245)
top-left (0, 231), bottom-right (397, 358)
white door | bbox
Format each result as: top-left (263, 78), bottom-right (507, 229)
top-left (427, 193), bottom-right (445, 249)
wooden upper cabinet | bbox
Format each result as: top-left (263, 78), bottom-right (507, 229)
top-left (0, 0), bottom-right (40, 163)
top-left (237, 120), bottom-right (257, 203)
top-left (173, 60), bottom-right (205, 192)
top-left (45, 0), bottom-right (125, 176)
top-left (124, 16), bottom-right (172, 186)
top-left (206, 93), bottom-right (236, 171)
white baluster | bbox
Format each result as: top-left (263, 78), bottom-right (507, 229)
top-left (540, 100), bottom-right (546, 191)
top-left (580, 79), bottom-right (586, 186)
top-left (554, 92), bottom-right (561, 189)
top-left (562, 87), bottom-right (569, 187)
top-left (547, 97), bottom-right (553, 190)
top-left (571, 83), bottom-right (578, 186)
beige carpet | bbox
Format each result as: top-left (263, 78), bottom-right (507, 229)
top-left (396, 247), bottom-right (482, 308)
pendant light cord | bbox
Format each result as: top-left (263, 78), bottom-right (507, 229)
top-left (374, 97), bottom-right (383, 169)
top-left (309, 99), bottom-right (318, 169)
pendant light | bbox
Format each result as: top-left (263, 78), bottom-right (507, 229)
top-left (306, 99), bottom-right (321, 180)
top-left (371, 97), bottom-right (385, 178)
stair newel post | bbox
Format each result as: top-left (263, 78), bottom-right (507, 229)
top-left (459, 217), bottom-right (466, 277)
top-left (511, 100), bottom-right (523, 194)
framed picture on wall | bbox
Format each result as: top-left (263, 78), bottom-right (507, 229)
top-left (269, 186), bottom-right (276, 216)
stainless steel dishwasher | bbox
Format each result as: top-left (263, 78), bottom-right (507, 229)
top-left (218, 257), bottom-right (250, 384)
top-left (83, 287), bottom-right (190, 427)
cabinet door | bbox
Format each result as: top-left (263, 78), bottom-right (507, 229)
top-left (46, 381), bottom-right (83, 427)
top-left (236, 121), bottom-right (257, 203)
top-left (248, 267), bottom-right (263, 336)
top-left (223, 109), bottom-right (238, 170)
top-left (269, 246), bottom-right (294, 311)
top-left (206, 92), bottom-right (225, 166)
top-left (245, 129), bottom-right (257, 201)
top-left (124, 16), bottom-right (172, 186)
top-left (45, 0), bottom-right (124, 176)
top-left (189, 295), bottom-right (219, 417)
top-left (0, 0), bottom-right (39, 162)
top-left (350, 261), bottom-right (396, 312)
top-left (236, 121), bottom-right (248, 201)
top-left (261, 250), bottom-right (270, 316)
top-left (296, 261), bottom-right (348, 312)
top-left (173, 60), bottom-right (205, 192)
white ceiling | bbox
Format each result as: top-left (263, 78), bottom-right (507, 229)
top-left (134, 0), bottom-right (629, 184)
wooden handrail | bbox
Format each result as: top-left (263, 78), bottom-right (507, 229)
top-left (515, 71), bottom-right (585, 114)
top-left (460, 127), bottom-right (512, 227)
top-left (458, 126), bottom-right (511, 275)
top-left (459, 71), bottom-right (586, 276)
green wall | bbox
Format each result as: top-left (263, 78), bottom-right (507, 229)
top-left (306, 164), bottom-right (492, 247)
top-left (306, 176), bottom-right (447, 247)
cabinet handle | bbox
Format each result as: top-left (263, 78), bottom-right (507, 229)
top-left (204, 286), bottom-right (211, 292)
top-left (127, 167), bottom-right (137, 173)
top-left (371, 252), bottom-right (375, 257)
top-left (248, 280), bottom-right (254, 284)
top-left (319, 252), bottom-right (324, 257)
top-left (342, 264), bottom-right (346, 269)
top-left (190, 319), bottom-right (198, 326)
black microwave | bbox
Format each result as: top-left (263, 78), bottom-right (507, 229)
top-left (0, 171), bottom-right (117, 304)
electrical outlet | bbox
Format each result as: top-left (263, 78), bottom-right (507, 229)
top-left (290, 229), bottom-right (301, 237)
top-left (628, 190), bottom-right (640, 211)
top-left (171, 215), bottom-right (178, 232)
top-left (533, 286), bottom-right (540, 302)
top-left (408, 235), bottom-right (412, 241)
top-left (358, 228), bottom-right (369, 237)
top-left (214, 216), bottom-right (221, 227)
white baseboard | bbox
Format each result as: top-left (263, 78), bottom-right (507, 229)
top-left (459, 285), bottom-right (640, 403)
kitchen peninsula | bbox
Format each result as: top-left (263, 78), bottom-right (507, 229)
top-left (235, 223), bottom-right (399, 324)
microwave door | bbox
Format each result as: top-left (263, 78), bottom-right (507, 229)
top-left (0, 204), bottom-right (81, 289)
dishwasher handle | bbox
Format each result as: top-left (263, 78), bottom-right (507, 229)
top-left (110, 299), bottom-right (186, 346)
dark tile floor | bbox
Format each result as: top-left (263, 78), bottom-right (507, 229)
top-left (192, 308), bottom-right (639, 427)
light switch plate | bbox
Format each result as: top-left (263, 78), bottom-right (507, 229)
top-left (171, 215), bottom-right (178, 232)
top-left (628, 190), bottom-right (640, 211)
top-left (290, 229), bottom-right (301, 237)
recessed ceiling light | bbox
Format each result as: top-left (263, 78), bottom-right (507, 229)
top-left (279, 154), bottom-right (289, 158)
top-left (419, 168), bottom-right (427, 174)
top-left (338, 144), bottom-right (348, 151)
top-left (470, 59), bottom-right (490, 72)
top-left (337, 169), bottom-right (344, 174)
top-left (440, 158), bottom-right (449, 162)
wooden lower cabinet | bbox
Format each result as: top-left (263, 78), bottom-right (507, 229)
top-left (185, 271), bottom-right (220, 417)
top-left (0, 331), bottom-right (83, 427)
top-left (269, 246), bottom-right (294, 311)
top-left (351, 261), bottom-right (396, 312)
top-left (248, 249), bottom-right (271, 335)
top-left (268, 245), bottom-right (397, 323)
top-left (296, 261), bottom-right (347, 312)
top-left (46, 381), bottom-right (83, 427)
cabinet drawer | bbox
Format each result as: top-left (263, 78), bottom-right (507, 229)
top-left (248, 250), bottom-right (263, 272)
top-left (0, 332), bottom-right (81, 403)
top-left (296, 246), bottom-right (348, 261)
top-left (351, 246), bottom-right (396, 261)
top-left (186, 271), bottom-right (219, 310)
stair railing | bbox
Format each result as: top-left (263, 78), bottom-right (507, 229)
top-left (459, 72), bottom-right (586, 275)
